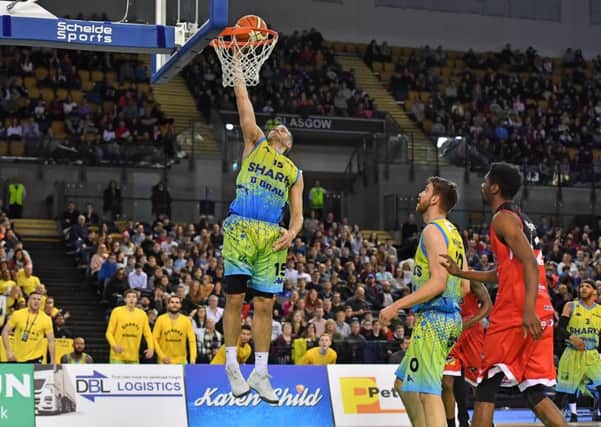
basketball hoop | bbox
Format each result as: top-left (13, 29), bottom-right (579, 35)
top-left (210, 26), bottom-right (278, 87)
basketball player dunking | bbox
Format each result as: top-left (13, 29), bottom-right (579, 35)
top-left (441, 162), bottom-right (566, 427)
top-left (221, 59), bottom-right (303, 404)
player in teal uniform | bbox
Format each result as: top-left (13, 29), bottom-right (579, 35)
top-left (380, 177), bottom-right (468, 427)
top-left (222, 68), bottom-right (304, 404)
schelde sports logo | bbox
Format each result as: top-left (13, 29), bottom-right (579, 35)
top-left (340, 377), bottom-right (405, 414)
top-left (56, 21), bottom-right (113, 44)
top-left (75, 370), bottom-right (183, 402)
top-left (195, 384), bottom-right (323, 407)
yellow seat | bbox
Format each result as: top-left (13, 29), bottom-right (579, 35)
top-left (56, 88), bottom-right (69, 100)
top-left (35, 67), bottom-right (49, 81)
top-left (69, 90), bottom-right (84, 103)
top-left (91, 70), bottom-right (104, 82)
top-left (78, 70), bottom-right (90, 83)
top-left (24, 76), bottom-right (37, 90)
top-left (0, 141), bottom-right (7, 156)
top-left (40, 88), bottom-right (55, 102)
top-left (51, 120), bottom-right (65, 137)
top-left (9, 141), bottom-right (25, 157)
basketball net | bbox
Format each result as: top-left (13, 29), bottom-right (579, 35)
top-left (210, 26), bottom-right (278, 87)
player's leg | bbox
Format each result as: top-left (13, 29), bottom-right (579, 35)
top-left (246, 222), bottom-right (286, 404)
top-left (442, 374), bottom-right (457, 427)
top-left (400, 311), bottom-right (460, 427)
top-left (520, 324), bottom-right (566, 427)
top-left (453, 371), bottom-right (470, 427)
top-left (527, 389), bottom-right (567, 427)
top-left (472, 371), bottom-right (503, 427)
top-left (394, 327), bottom-right (427, 427)
top-left (221, 216), bottom-right (254, 397)
top-left (584, 350), bottom-right (601, 420)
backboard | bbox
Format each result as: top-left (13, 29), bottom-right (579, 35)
top-left (151, 0), bottom-right (228, 84)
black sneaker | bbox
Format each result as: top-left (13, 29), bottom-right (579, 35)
top-left (569, 413), bottom-right (577, 423)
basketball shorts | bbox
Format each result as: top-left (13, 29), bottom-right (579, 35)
top-left (443, 323), bottom-right (484, 386)
top-left (395, 310), bottom-right (461, 395)
top-left (222, 214), bottom-right (286, 294)
top-left (556, 348), bottom-right (601, 396)
top-left (479, 318), bottom-right (556, 392)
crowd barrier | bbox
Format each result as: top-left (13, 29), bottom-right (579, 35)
top-left (0, 363), bottom-right (411, 427)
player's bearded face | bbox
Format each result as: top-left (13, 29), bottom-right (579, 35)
top-left (416, 185), bottom-right (433, 213)
top-left (581, 283), bottom-right (594, 299)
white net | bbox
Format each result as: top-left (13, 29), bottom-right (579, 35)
top-left (211, 29), bottom-right (278, 87)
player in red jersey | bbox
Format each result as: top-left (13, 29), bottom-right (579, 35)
top-left (442, 281), bottom-right (491, 427)
top-left (440, 162), bottom-right (566, 427)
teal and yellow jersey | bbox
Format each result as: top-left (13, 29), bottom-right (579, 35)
top-left (228, 137), bottom-right (300, 224)
top-left (413, 218), bottom-right (465, 313)
top-left (566, 300), bottom-right (601, 350)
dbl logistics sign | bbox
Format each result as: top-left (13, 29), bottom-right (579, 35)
top-left (186, 365), bottom-right (333, 427)
top-left (0, 364), bottom-right (34, 427)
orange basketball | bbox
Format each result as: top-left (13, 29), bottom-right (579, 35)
top-left (235, 15), bottom-right (268, 43)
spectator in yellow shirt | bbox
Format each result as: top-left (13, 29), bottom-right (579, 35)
top-left (105, 289), bottom-right (154, 363)
top-left (298, 334), bottom-right (337, 365)
top-left (211, 325), bottom-right (252, 365)
top-left (1, 292), bottom-right (55, 363)
top-left (153, 296), bottom-right (197, 364)
top-left (0, 269), bottom-right (16, 295)
top-left (16, 265), bottom-right (40, 296)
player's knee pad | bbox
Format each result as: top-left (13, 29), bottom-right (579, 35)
top-left (224, 275), bottom-right (250, 294)
top-left (475, 372), bottom-right (504, 403)
top-left (524, 385), bottom-right (547, 409)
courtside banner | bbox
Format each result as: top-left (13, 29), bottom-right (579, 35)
top-left (34, 364), bottom-right (186, 427)
top-left (0, 363), bottom-right (35, 427)
top-left (327, 364), bottom-right (410, 427)
top-left (185, 365), bottom-right (333, 427)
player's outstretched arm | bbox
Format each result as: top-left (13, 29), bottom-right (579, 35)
top-left (233, 70), bottom-right (264, 154)
top-left (462, 281), bottom-right (492, 330)
top-left (493, 211), bottom-right (542, 340)
top-left (439, 254), bottom-right (498, 284)
top-left (274, 173), bottom-right (304, 251)
top-left (379, 225), bottom-right (447, 323)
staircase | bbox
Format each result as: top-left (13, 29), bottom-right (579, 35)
top-left (27, 241), bottom-right (109, 362)
top-left (336, 55), bottom-right (439, 165)
top-left (145, 57), bottom-right (219, 157)
top-left (12, 219), bottom-right (61, 243)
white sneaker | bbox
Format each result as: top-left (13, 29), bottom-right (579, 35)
top-left (247, 370), bottom-right (279, 405)
top-left (225, 364), bottom-right (250, 398)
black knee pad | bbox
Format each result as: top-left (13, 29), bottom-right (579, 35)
top-left (224, 275), bottom-right (250, 294)
top-left (475, 372), bottom-right (504, 403)
top-left (524, 385), bottom-right (547, 409)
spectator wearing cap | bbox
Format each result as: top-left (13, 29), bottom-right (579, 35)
top-left (128, 263), bottom-right (148, 290)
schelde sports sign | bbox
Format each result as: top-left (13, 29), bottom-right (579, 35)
top-left (185, 365), bottom-right (333, 427)
top-left (328, 364), bottom-right (410, 427)
top-left (34, 364), bottom-right (187, 427)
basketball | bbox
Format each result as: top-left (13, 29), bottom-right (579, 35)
top-left (235, 14), bottom-right (268, 43)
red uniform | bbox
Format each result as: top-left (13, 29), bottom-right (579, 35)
top-left (479, 205), bottom-right (556, 391)
top-left (444, 292), bottom-right (485, 385)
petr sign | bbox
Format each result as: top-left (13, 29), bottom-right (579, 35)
top-left (0, 364), bottom-right (34, 427)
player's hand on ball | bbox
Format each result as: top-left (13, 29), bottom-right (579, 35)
top-left (439, 254), bottom-right (461, 276)
top-left (379, 305), bottom-right (398, 326)
top-left (273, 228), bottom-right (294, 251)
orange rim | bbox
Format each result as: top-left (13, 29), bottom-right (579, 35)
top-left (210, 26), bottom-right (278, 49)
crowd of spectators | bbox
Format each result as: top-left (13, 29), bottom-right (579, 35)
top-left (380, 43), bottom-right (601, 186)
top-left (65, 186), bottom-right (601, 366)
top-left (0, 211), bottom-right (78, 360)
top-left (0, 46), bottom-right (182, 167)
top-left (183, 29), bottom-right (381, 123)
